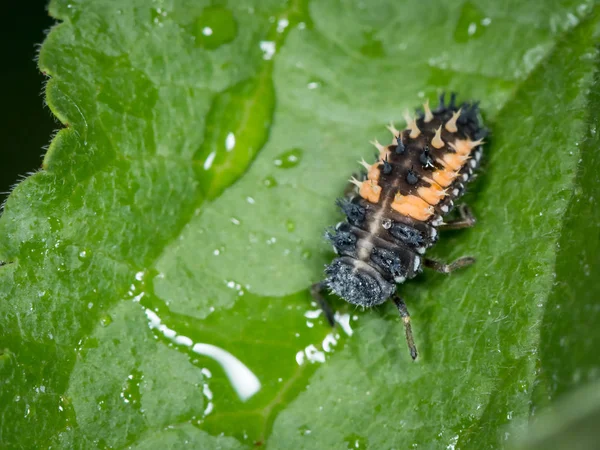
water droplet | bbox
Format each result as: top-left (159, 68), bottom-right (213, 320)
top-left (48, 216), bottom-right (63, 233)
top-left (301, 249), bottom-right (312, 260)
top-left (453, 2), bottom-right (487, 43)
top-left (359, 31), bottom-right (385, 58)
top-left (277, 18), bottom-right (289, 33)
top-left (273, 148), bottom-right (303, 168)
top-left (150, 7), bottom-right (168, 27)
top-left (137, 268), bottom-right (348, 443)
top-left (144, 307), bottom-right (261, 401)
top-left (96, 396), bottom-right (108, 411)
top-left (259, 41), bottom-right (276, 60)
top-left (336, 312), bottom-right (354, 336)
top-left (298, 425), bottom-right (312, 436)
top-left (225, 132), bottom-right (235, 151)
top-left (195, 77), bottom-right (275, 199)
top-left (193, 6), bottom-right (237, 50)
top-left (120, 369), bottom-right (143, 409)
top-left (285, 219), bottom-right (296, 232)
top-left (344, 433), bottom-right (368, 449)
top-left (100, 315), bottom-right (112, 327)
top-left (203, 151), bottom-right (217, 170)
top-left (263, 176), bottom-right (278, 188)
top-left (522, 44), bottom-right (549, 73)
top-left (0, 349), bottom-right (14, 369)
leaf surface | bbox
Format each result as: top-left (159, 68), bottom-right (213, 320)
top-left (1, 0), bottom-right (599, 448)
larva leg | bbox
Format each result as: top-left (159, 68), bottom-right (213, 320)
top-left (392, 295), bottom-right (418, 360)
top-left (424, 256), bottom-right (475, 274)
top-left (439, 204), bottom-right (476, 230)
top-left (310, 281), bottom-right (335, 327)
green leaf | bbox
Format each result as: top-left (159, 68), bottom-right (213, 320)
top-left (1, 0), bottom-right (599, 448)
top-left (510, 380), bottom-right (600, 450)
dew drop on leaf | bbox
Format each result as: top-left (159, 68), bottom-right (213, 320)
top-left (344, 433), bottom-right (368, 449)
top-left (193, 6), bottom-right (238, 50)
top-left (273, 148), bottom-right (303, 168)
top-left (453, 1), bottom-right (487, 43)
top-left (263, 176), bottom-right (278, 188)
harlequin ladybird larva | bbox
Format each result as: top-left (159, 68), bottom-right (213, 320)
top-left (311, 93), bottom-right (488, 360)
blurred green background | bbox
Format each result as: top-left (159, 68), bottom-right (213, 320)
top-left (1, 2), bottom-right (56, 205)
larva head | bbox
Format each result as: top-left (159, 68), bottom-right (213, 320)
top-left (325, 257), bottom-right (395, 307)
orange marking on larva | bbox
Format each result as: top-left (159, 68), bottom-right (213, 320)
top-left (432, 168), bottom-right (459, 187)
top-left (352, 177), bottom-right (381, 204)
top-left (361, 180), bottom-right (382, 203)
top-left (423, 99), bottom-right (433, 123)
top-left (450, 138), bottom-right (484, 156)
top-left (422, 176), bottom-right (444, 190)
top-left (440, 152), bottom-right (469, 171)
top-left (417, 183), bottom-right (446, 205)
top-left (391, 194), bottom-right (434, 220)
top-left (445, 108), bottom-right (461, 133)
top-left (449, 140), bottom-right (469, 155)
top-left (403, 111), bottom-right (421, 139)
top-left (359, 159), bottom-right (380, 181)
top-left (369, 165), bottom-right (381, 181)
top-left (432, 125), bottom-right (444, 149)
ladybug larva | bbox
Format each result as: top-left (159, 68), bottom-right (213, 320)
top-left (311, 93), bottom-right (487, 360)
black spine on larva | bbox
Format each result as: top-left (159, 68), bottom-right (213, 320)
top-left (370, 247), bottom-right (405, 279)
top-left (323, 93), bottom-right (485, 308)
top-left (325, 229), bottom-right (357, 254)
top-left (388, 221), bottom-right (426, 248)
top-left (336, 198), bottom-right (365, 226)
top-left (380, 158), bottom-right (393, 174)
top-left (457, 101), bottom-right (488, 140)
